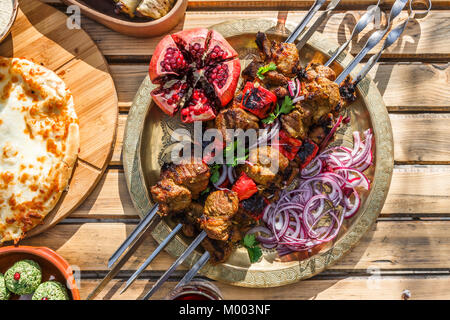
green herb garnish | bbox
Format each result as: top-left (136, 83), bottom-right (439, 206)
top-left (200, 187), bottom-right (210, 196)
top-left (224, 140), bottom-right (248, 167)
top-left (256, 62), bottom-right (277, 80)
top-left (262, 96), bottom-right (294, 124)
top-left (242, 234), bottom-right (263, 263)
top-left (209, 164), bottom-right (222, 184)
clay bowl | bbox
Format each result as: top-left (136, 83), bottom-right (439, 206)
top-left (0, 246), bottom-right (80, 300)
top-left (0, 0), bottom-right (19, 43)
top-left (61, 0), bottom-right (188, 37)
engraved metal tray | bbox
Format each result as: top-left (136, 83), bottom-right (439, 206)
top-left (123, 19), bottom-right (394, 288)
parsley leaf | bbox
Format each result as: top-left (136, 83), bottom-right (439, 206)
top-left (248, 246), bottom-right (263, 264)
top-left (209, 164), bottom-right (222, 184)
top-left (242, 234), bottom-right (263, 263)
top-left (261, 96), bottom-right (294, 124)
top-left (256, 62), bottom-right (277, 80)
top-left (200, 187), bottom-right (210, 196)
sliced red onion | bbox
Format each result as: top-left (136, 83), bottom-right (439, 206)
top-left (213, 164), bottom-right (228, 188)
top-left (320, 115), bottom-right (343, 151)
top-left (227, 166), bottom-right (236, 184)
top-left (292, 95), bottom-right (305, 104)
top-left (247, 128), bottom-right (373, 254)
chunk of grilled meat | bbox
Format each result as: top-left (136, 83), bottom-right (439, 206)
top-left (255, 32), bottom-right (300, 77)
top-left (301, 63), bottom-right (341, 123)
top-left (160, 159), bottom-right (210, 199)
top-left (215, 106), bottom-right (260, 145)
top-left (304, 63), bottom-right (337, 81)
top-left (150, 179), bottom-right (192, 216)
top-left (243, 146), bottom-right (289, 186)
top-left (280, 108), bottom-right (310, 140)
top-left (242, 59), bottom-right (264, 83)
top-left (181, 202), bottom-right (204, 238)
top-left (201, 237), bottom-right (233, 265)
top-left (272, 86), bottom-right (289, 99)
top-left (200, 190), bottom-right (239, 241)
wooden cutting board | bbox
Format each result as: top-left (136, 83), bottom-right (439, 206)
top-left (0, 0), bottom-right (118, 238)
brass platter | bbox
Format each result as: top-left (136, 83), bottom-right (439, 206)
top-left (123, 19), bottom-right (394, 288)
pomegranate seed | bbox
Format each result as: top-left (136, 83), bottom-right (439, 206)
top-left (42, 297), bottom-right (48, 300)
top-left (161, 47), bottom-right (187, 73)
top-left (14, 272), bottom-right (20, 281)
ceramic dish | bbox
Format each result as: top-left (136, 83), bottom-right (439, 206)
top-left (0, 246), bottom-right (80, 300)
top-left (61, 0), bottom-right (188, 37)
top-left (123, 19), bottom-right (394, 287)
top-left (0, 0), bottom-right (18, 43)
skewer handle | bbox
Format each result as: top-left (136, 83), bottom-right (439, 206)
top-left (335, 0), bottom-right (408, 84)
top-left (354, 0), bottom-right (432, 84)
top-left (325, 1), bottom-right (381, 67)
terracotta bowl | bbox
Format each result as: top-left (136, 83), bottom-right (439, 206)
top-left (61, 0), bottom-right (188, 37)
top-left (0, 0), bottom-right (19, 43)
top-left (0, 246), bottom-right (80, 300)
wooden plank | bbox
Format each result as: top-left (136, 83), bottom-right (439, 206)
top-left (383, 165), bottom-right (450, 215)
top-left (19, 221), bottom-right (450, 271)
top-left (109, 62), bottom-right (450, 112)
top-left (73, 169), bottom-right (139, 219)
top-left (390, 114), bottom-right (450, 163)
top-left (80, 277), bottom-right (450, 300)
top-left (42, 0), bottom-right (450, 10)
top-left (111, 113), bottom-right (450, 166)
top-left (49, 10), bottom-right (449, 60)
top-left (70, 165), bottom-right (450, 218)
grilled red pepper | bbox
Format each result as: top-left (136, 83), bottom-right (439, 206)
top-left (232, 172), bottom-right (258, 201)
top-left (240, 193), bottom-right (266, 220)
top-left (240, 82), bottom-right (277, 119)
top-left (296, 139), bottom-right (319, 169)
top-left (273, 130), bottom-right (303, 160)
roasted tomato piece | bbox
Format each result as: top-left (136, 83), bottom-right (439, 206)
top-left (296, 139), bottom-right (319, 169)
top-left (240, 193), bottom-right (266, 220)
top-left (273, 130), bottom-right (303, 161)
top-left (232, 172), bottom-right (258, 201)
top-left (240, 82), bottom-right (277, 119)
top-left (181, 88), bottom-right (216, 123)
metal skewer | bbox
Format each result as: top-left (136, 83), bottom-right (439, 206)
top-left (293, 0), bottom-right (343, 49)
top-left (175, 251), bottom-right (211, 290)
top-left (142, 231), bottom-right (208, 300)
top-left (285, 0), bottom-right (327, 44)
top-left (353, 0), bottom-right (431, 85)
top-left (120, 223), bottom-right (183, 294)
top-left (324, 0), bottom-right (381, 67)
top-left (108, 203), bottom-right (159, 268)
top-left (335, 0), bottom-right (409, 84)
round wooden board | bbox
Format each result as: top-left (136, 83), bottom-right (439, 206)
top-left (124, 19), bottom-right (394, 287)
top-left (0, 0), bottom-right (118, 238)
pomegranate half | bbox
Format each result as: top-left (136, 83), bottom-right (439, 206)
top-left (149, 28), bottom-right (241, 122)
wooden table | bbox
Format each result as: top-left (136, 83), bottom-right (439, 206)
top-left (33, 0), bottom-right (450, 300)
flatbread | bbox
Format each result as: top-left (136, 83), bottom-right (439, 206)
top-left (0, 57), bottom-right (79, 243)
